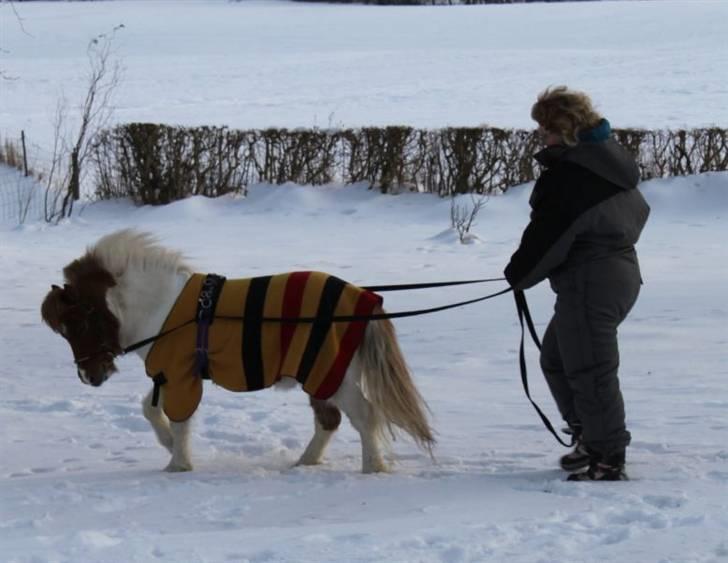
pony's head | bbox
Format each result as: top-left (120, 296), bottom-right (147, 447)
top-left (41, 254), bottom-right (122, 387)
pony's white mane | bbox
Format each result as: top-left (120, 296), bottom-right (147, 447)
top-left (90, 229), bottom-right (194, 278)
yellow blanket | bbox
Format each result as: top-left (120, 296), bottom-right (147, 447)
top-left (145, 272), bottom-right (382, 421)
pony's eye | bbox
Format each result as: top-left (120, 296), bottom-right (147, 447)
top-left (59, 324), bottom-right (68, 336)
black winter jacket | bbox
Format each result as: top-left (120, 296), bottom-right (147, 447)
top-left (505, 133), bottom-right (650, 291)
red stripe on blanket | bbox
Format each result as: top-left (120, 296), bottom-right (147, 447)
top-left (314, 290), bottom-right (382, 400)
top-left (280, 271), bottom-right (311, 362)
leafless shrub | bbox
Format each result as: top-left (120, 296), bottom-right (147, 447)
top-left (0, 137), bottom-right (23, 170)
top-left (450, 193), bottom-right (488, 243)
top-left (43, 26), bottom-right (124, 223)
top-left (250, 128), bottom-right (338, 186)
top-left (344, 127), bottom-right (418, 193)
top-left (93, 124), bottom-right (249, 204)
top-left (90, 123), bottom-right (728, 205)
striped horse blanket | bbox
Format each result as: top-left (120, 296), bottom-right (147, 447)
top-left (145, 272), bottom-right (383, 422)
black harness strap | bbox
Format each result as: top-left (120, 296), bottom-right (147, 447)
top-left (514, 290), bottom-right (574, 448)
top-left (149, 274), bottom-right (226, 406)
top-left (151, 373), bottom-right (167, 407)
top-left (124, 320), bottom-right (195, 355)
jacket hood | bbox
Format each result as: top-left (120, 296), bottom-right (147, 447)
top-left (534, 120), bottom-right (640, 191)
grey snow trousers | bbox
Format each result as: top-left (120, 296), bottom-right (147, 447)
top-left (540, 251), bottom-right (641, 459)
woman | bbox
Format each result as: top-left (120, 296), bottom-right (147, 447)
top-left (504, 86), bottom-right (650, 481)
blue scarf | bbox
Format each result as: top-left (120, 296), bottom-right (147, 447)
top-left (578, 119), bottom-right (611, 143)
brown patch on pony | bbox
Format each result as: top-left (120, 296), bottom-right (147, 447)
top-left (40, 284), bottom-right (67, 333)
top-left (63, 252), bottom-right (117, 290)
top-left (41, 252), bottom-right (122, 386)
top-left (310, 397), bottom-right (341, 432)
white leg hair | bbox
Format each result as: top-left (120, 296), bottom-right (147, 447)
top-left (331, 361), bottom-right (388, 474)
top-left (141, 388), bottom-right (173, 453)
top-left (165, 420), bottom-right (193, 473)
top-left (297, 417), bottom-right (336, 466)
top-left (141, 388), bottom-right (193, 472)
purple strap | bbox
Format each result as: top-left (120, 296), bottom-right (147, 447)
top-left (195, 321), bottom-right (211, 379)
top-left (194, 274), bottom-right (226, 379)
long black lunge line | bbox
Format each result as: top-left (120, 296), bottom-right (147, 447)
top-left (123, 284), bottom-right (512, 354)
top-left (122, 276), bottom-right (569, 448)
top-left (514, 290), bottom-right (574, 448)
top-left (363, 277), bottom-right (505, 292)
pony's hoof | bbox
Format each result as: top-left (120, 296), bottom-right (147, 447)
top-left (164, 461), bottom-right (193, 472)
top-left (362, 462), bottom-right (389, 474)
top-left (295, 456), bottom-right (323, 467)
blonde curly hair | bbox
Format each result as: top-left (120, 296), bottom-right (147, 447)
top-left (531, 86), bottom-right (603, 146)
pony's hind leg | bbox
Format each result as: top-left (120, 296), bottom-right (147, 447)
top-left (331, 363), bottom-right (388, 474)
top-left (297, 397), bottom-right (341, 466)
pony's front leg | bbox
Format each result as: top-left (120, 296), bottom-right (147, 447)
top-left (141, 388), bottom-right (193, 472)
top-left (142, 388), bottom-right (173, 453)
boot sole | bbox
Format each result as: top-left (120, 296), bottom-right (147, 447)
top-left (560, 457), bottom-right (591, 471)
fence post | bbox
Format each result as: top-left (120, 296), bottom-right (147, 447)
top-left (21, 130), bottom-right (29, 177)
top-left (70, 149), bottom-right (80, 201)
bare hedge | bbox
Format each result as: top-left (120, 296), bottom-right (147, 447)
top-left (92, 123), bottom-right (728, 205)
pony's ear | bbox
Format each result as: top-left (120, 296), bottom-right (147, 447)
top-left (93, 269), bottom-right (117, 289)
top-left (60, 283), bottom-right (80, 304)
top-left (41, 285), bottom-right (69, 328)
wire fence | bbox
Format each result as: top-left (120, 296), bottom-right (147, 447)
top-left (0, 132), bottom-right (52, 225)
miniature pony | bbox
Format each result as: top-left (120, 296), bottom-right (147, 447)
top-left (41, 230), bottom-right (434, 473)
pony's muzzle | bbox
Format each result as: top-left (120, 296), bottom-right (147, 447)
top-left (77, 367), bottom-right (92, 385)
top-left (77, 366), bottom-right (111, 387)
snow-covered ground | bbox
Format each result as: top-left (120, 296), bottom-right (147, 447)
top-left (2, 1), bottom-right (728, 562)
top-left (2, 0), bottom-right (728, 151)
top-left (1, 172), bottom-right (728, 562)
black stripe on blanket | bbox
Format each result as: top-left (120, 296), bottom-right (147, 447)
top-left (242, 276), bottom-right (272, 391)
top-left (296, 276), bottom-right (346, 386)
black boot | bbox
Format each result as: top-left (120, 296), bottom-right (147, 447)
top-left (567, 451), bottom-right (628, 482)
top-left (559, 426), bottom-right (590, 471)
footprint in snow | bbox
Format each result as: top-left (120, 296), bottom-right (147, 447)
top-left (642, 493), bottom-right (685, 509)
top-left (249, 410), bottom-right (270, 422)
top-left (707, 470), bottom-right (728, 482)
top-left (111, 416), bottom-right (149, 432)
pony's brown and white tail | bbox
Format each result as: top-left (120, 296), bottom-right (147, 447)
top-left (359, 307), bottom-right (435, 454)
